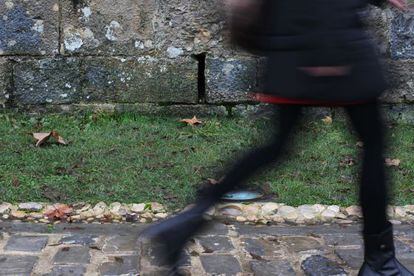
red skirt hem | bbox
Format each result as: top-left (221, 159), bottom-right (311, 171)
top-left (250, 93), bottom-right (370, 107)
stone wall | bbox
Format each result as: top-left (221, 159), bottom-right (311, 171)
top-left (1, 1), bottom-right (414, 120)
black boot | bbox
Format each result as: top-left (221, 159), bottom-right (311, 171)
top-left (358, 222), bottom-right (414, 276)
top-left (140, 207), bottom-right (208, 270)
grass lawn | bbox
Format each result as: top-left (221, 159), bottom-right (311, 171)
top-left (0, 111), bottom-right (413, 210)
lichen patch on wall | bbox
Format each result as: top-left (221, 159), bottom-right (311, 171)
top-left (105, 21), bottom-right (122, 41)
top-left (64, 28), bottom-right (83, 52)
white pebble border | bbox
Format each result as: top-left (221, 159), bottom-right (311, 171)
top-left (0, 202), bottom-right (413, 225)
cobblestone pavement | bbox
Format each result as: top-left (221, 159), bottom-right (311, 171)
top-left (0, 221), bottom-right (413, 275)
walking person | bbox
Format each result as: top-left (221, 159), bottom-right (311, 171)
top-left (141, 0), bottom-right (414, 275)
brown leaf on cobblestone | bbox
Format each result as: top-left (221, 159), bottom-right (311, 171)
top-left (100, 214), bottom-right (113, 223)
top-left (44, 204), bottom-right (73, 220)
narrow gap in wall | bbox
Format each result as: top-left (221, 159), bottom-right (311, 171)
top-left (225, 105), bottom-right (234, 117)
top-left (192, 53), bottom-right (207, 104)
top-left (8, 60), bottom-right (16, 108)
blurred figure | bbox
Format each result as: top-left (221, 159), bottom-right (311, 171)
top-left (141, 1), bottom-right (413, 275)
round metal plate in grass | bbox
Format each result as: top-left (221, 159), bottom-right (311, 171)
top-left (221, 190), bottom-right (264, 201)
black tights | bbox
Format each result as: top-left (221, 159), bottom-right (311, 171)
top-left (196, 103), bottom-right (388, 235)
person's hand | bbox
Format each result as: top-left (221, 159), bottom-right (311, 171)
top-left (388, 0), bottom-right (408, 11)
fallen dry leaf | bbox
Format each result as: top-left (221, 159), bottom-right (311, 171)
top-left (51, 131), bottom-right (67, 145)
top-left (180, 116), bottom-right (202, 126)
top-left (340, 156), bottom-right (356, 167)
top-left (356, 141), bottom-right (364, 148)
top-left (12, 177), bottom-right (20, 187)
top-left (385, 158), bottom-right (401, 167)
top-left (32, 130), bottom-right (67, 147)
top-left (33, 132), bottom-right (52, 147)
top-left (322, 116), bottom-right (333, 124)
top-left (44, 204), bottom-right (73, 220)
top-left (207, 178), bottom-right (220, 185)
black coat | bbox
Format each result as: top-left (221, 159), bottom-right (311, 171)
top-left (234, 0), bottom-right (388, 103)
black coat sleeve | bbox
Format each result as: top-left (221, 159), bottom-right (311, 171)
top-left (368, 0), bottom-right (386, 7)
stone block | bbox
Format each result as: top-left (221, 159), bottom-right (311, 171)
top-left (333, 104), bottom-right (414, 124)
top-left (81, 56), bottom-right (198, 104)
top-left (59, 234), bottom-right (99, 246)
top-left (231, 104), bottom-right (273, 118)
top-left (281, 236), bottom-right (324, 253)
top-left (236, 224), bottom-right (361, 238)
top-left (323, 233), bottom-right (363, 247)
top-left (61, 0), bottom-right (156, 55)
top-left (154, 0), bottom-right (228, 56)
top-left (250, 260), bottom-right (296, 276)
top-left (390, 11), bottom-right (414, 59)
top-left (99, 255), bottom-right (139, 276)
top-left (46, 265), bottom-right (86, 276)
top-left (102, 234), bottom-right (139, 253)
top-left (206, 57), bottom-right (258, 103)
top-left (0, 58), bottom-right (11, 107)
top-left (0, 0), bottom-right (59, 55)
top-left (395, 239), bottom-right (414, 258)
top-left (400, 258), bottom-right (414, 273)
top-left (5, 235), bottom-right (48, 252)
top-left (46, 103), bottom-right (228, 117)
top-left (335, 249), bottom-right (363, 269)
top-left (13, 58), bottom-right (81, 105)
top-left (200, 255), bottom-right (242, 275)
top-left (197, 236), bottom-right (234, 253)
top-left (140, 239), bottom-right (190, 267)
top-left (0, 255), bottom-right (38, 275)
top-left (196, 221), bottom-right (229, 236)
top-left (53, 247), bottom-right (91, 265)
top-left (382, 60), bottom-right (414, 103)
top-left (301, 255), bottom-right (346, 275)
top-left (242, 238), bottom-right (266, 257)
top-left (365, 6), bottom-right (392, 56)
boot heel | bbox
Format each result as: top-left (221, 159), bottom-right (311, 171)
top-left (359, 222), bottom-right (414, 275)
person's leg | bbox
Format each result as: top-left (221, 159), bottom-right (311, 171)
top-left (346, 102), bottom-right (413, 275)
top-left (345, 102), bottom-right (388, 234)
top-left (194, 104), bottom-right (303, 212)
top-left (141, 105), bottom-right (303, 271)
